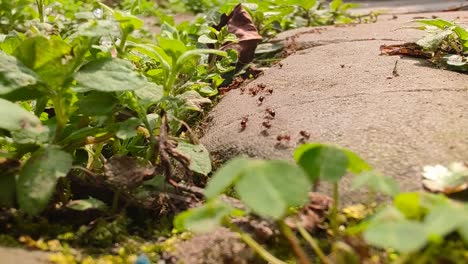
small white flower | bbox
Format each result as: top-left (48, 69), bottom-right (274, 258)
top-left (93, 8), bottom-right (103, 19)
top-left (422, 162), bottom-right (468, 193)
top-left (448, 162), bottom-right (468, 174)
top-left (422, 164), bottom-right (450, 181)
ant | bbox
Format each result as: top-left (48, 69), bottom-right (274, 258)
top-left (265, 108), bottom-right (276, 119)
top-left (257, 96), bottom-right (265, 105)
top-left (276, 133), bottom-right (291, 142)
top-left (262, 120), bottom-right (272, 129)
top-left (276, 132), bottom-right (291, 149)
top-left (298, 130), bottom-right (311, 144)
top-left (240, 116), bottom-right (248, 131)
top-left (299, 130), bottom-right (310, 140)
top-left (267, 88), bottom-right (273, 94)
top-left (257, 83), bottom-right (266, 89)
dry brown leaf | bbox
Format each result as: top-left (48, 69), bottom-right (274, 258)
top-left (104, 156), bottom-right (155, 190)
top-left (286, 192), bottom-right (333, 232)
top-left (380, 43), bottom-right (431, 58)
top-left (215, 4), bottom-right (262, 64)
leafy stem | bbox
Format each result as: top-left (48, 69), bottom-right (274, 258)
top-left (36, 0), bottom-right (44, 23)
top-left (51, 96), bottom-right (68, 143)
top-left (330, 182), bottom-right (340, 238)
top-left (277, 219), bottom-right (312, 264)
top-left (225, 220), bottom-right (286, 264)
top-left (297, 224), bottom-right (332, 264)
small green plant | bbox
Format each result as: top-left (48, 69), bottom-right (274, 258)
top-left (0, 3), bottom-right (224, 215)
top-left (414, 18), bottom-right (467, 72)
top-left (174, 143), bottom-right (376, 263)
top-left (175, 143), bottom-right (468, 263)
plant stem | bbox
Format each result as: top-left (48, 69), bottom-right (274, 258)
top-left (111, 189), bottom-right (120, 213)
top-left (277, 220), bottom-right (312, 264)
top-left (297, 225), bottom-right (332, 264)
top-left (51, 96), bottom-right (68, 143)
top-left (36, 0), bottom-right (44, 23)
top-left (330, 182), bottom-right (340, 239)
top-left (164, 69), bottom-right (178, 96)
top-left (226, 221), bottom-right (286, 264)
top-left (118, 32), bottom-right (129, 56)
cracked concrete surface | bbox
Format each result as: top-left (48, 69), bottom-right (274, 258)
top-left (201, 11), bottom-right (468, 204)
top-left (351, 0), bottom-right (468, 14)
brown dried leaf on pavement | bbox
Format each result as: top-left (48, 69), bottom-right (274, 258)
top-left (215, 4), bottom-right (262, 64)
top-left (380, 43), bottom-right (431, 58)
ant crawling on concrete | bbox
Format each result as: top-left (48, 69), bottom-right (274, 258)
top-left (262, 120), bottom-right (272, 129)
top-left (257, 96), bottom-right (265, 105)
top-left (276, 132), bottom-right (291, 149)
top-left (240, 116), bottom-right (248, 131)
top-left (298, 130), bottom-right (311, 144)
top-left (260, 120), bottom-right (272, 136)
top-left (265, 108), bottom-right (276, 119)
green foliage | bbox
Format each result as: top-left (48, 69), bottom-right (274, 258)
top-left (74, 58), bottom-right (150, 92)
top-left (294, 143), bottom-right (371, 182)
top-left (0, 1), bottom-right (229, 216)
top-left (16, 146), bottom-right (73, 215)
top-left (66, 197), bottom-right (108, 211)
top-left (415, 19), bottom-right (468, 72)
top-left (363, 192), bottom-right (468, 254)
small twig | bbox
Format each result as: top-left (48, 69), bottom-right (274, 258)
top-left (172, 116), bottom-right (199, 144)
top-left (392, 60), bottom-right (400, 77)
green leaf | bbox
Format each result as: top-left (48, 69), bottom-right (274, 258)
top-left (393, 192), bottom-right (425, 220)
top-left (176, 49), bottom-right (227, 67)
top-left (364, 220), bottom-right (428, 253)
top-left (343, 149), bottom-right (371, 174)
top-left (294, 143), bottom-right (349, 182)
top-left (14, 36), bottom-right (74, 89)
top-left (204, 157), bottom-right (251, 199)
top-left (114, 10), bottom-right (143, 32)
top-left (116, 117), bottom-right (140, 140)
top-left (367, 206), bottom-right (406, 224)
top-left (174, 200), bottom-right (233, 233)
top-left (16, 146), bottom-right (73, 215)
top-left (459, 211), bottom-right (468, 243)
top-left (0, 51), bottom-right (42, 99)
top-left (330, 0), bottom-right (343, 11)
top-left (74, 58), bottom-right (149, 92)
top-left (0, 98), bottom-right (48, 143)
top-left (198, 35), bottom-right (218, 44)
top-left (416, 27), bottom-right (454, 51)
top-left (175, 142), bottom-right (212, 176)
top-left (424, 202), bottom-right (467, 238)
top-left (351, 171), bottom-right (400, 196)
top-left (235, 160), bottom-right (310, 219)
top-left (66, 197), bottom-right (107, 211)
top-left (134, 83), bottom-right (163, 110)
top-left (157, 37), bottom-right (187, 62)
top-left (77, 91), bottom-right (117, 116)
top-left (75, 20), bottom-right (119, 38)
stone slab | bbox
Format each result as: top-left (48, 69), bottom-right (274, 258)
top-left (351, 0), bottom-right (468, 15)
top-left (201, 11), bottom-right (468, 204)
